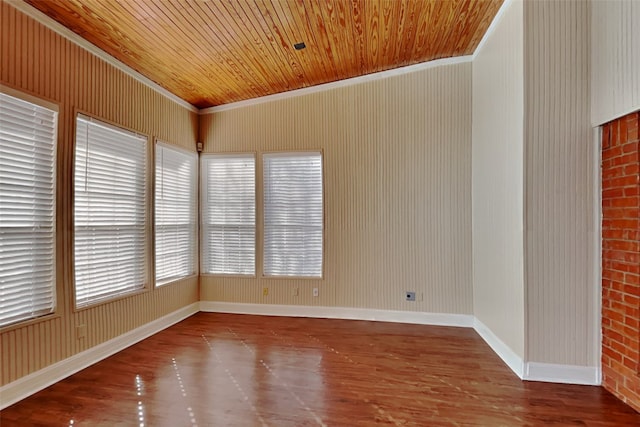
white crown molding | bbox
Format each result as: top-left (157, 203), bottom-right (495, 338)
top-left (6, 0), bottom-right (198, 113)
top-left (199, 56), bottom-right (474, 114)
top-left (199, 301), bottom-right (475, 327)
top-left (472, 0), bottom-right (515, 61)
top-left (0, 303), bottom-right (199, 410)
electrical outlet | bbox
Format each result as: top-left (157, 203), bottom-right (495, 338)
top-left (76, 324), bottom-right (86, 339)
top-left (293, 287), bottom-right (299, 296)
top-left (405, 291), bottom-right (416, 301)
top-left (263, 287), bottom-right (269, 296)
top-left (313, 287), bottom-right (319, 297)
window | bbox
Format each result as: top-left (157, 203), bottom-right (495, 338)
top-left (263, 152), bottom-right (323, 277)
top-left (155, 142), bottom-right (197, 285)
top-left (0, 90), bottom-right (57, 328)
top-left (74, 114), bottom-right (147, 307)
top-left (201, 154), bottom-right (255, 275)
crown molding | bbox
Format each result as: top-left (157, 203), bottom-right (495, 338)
top-left (472, 0), bottom-right (515, 60)
top-left (200, 56), bottom-right (473, 114)
top-left (6, 0), bottom-right (198, 113)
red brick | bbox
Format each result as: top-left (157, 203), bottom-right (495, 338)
top-left (601, 113), bottom-right (640, 412)
top-left (603, 124), bottom-right (611, 149)
top-left (607, 175), bottom-right (638, 188)
top-left (614, 151), bottom-right (639, 166)
top-left (622, 141), bottom-right (640, 154)
top-left (610, 197), bottom-right (639, 208)
top-left (624, 273), bottom-right (640, 285)
top-left (624, 186), bottom-right (639, 197)
top-left (603, 145), bottom-right (623, 160)
top-left (612, 121), bottom-right (620, 146)
top-left (624, 163), bottom-right (639, 176)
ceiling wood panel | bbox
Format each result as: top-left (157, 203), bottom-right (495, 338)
top-left (23, 0), bottom-right (503, 108)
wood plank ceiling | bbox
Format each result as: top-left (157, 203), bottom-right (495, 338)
top-left (24, 0), bottom-right (504, 109)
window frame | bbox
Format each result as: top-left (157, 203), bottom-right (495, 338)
top-left (72, 112), bottom-right (150, 310)
top-left (262, 150), bottom-right (325, 280)
top-left (153, 140), bottom-right (198, 287)
top-left (200, 152), bottom-right (257, 277)
top-left (0, 84), bottom-right (60, 330)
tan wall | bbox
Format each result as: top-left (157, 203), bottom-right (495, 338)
top-left (1, 2), bottom-right (199, 386)
top-left (200, 62), bottom-right (473, 314)
top-left (523, 0), bottom-right (596, 367)
top-left (591, 0), bottom-right (640, 126)
top-left (472, 0), bottom-right (526, 358)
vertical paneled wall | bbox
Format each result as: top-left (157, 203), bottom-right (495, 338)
top-left (523, 0), bottom-right (596, 366)
top-left (472, 0), bottom-right (525, 358)
top-left (200, 62), bottom-right (473, 314)
top-left (591, 0), bottom-right (640, 126)
top-left (1, 2), bottom-right (199, 386)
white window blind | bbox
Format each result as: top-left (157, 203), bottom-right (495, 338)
top-left (263, 152), bottom-right (323, 277)
top-left (0, 91), bottom-right (57, 328)
top-left (74, 114), bottom-right (147, 307)
top-left (201, 154), bottom-right (255, 275)
top-left (155, 142), bottom-right (197, 285)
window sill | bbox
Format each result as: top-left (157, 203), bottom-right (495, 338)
top-left (73, 287), bottom-right (149, 313)
top-left (0, 312), bottom-right (62, 333)
top-left (155, 273), bottom-right (198, 288)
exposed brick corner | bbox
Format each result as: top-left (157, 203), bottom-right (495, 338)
top-left (601, 111), bottom-right (640, 413)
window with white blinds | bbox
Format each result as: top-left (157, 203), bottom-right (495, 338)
top-left (263, 152), bottom-right (323, 277)
top-left (201, 154), bottom-right (255, 275)
top-left (74, 114), bottom-right (147, 307)
top-left (0, 91), bottom-right (57, 328)
top-left (155, 142), bottom-right (197, 285)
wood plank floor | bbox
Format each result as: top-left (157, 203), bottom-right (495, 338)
top-left (2, 313), bottom-right (639, 426)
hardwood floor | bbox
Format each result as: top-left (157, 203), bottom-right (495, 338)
top-left (2, 313), bottom-right (639, 426)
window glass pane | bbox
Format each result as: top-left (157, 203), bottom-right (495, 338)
top-left (264, 152), bottom-right (323, 277)
top-left (201, 154), bottom-right (255, 275)
top-left (74, 114), bottom-right (146, 307)
top-left (0, 91), bottom-right (57, 327)
top-left (155, 142), bottom-right (197, 285)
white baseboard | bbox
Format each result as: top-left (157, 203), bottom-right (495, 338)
top-left (472, 318), bottom-right (525, 379)
top-left (471, 318), bottom-right (600, 385)
top-left (1, 301), bottom-right (601, 409)
top-left (199, 301), bottom-right (475, 328)
top-left (524, 362), bottom-right (601, 386)
top-left (0, 302), bottom-right (199, 410)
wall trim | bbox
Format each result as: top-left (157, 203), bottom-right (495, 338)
top-left (199, 56), bottom-right (473, 115)
top-left (200, 301), bottom-right (475, 327)
top-left (6, 0), bottom-right (198, 113)
top-left (592, 127), bottom-right (603, 386)
top-left (524, 362), bottom-right (601, 386)
top-left (472, 0), bottom-right (514, 60)
top-left (473, 318), bottom-right (525, 378)
top-left (2, 302), bottom-right (602, 409)
top-left (0, 302), bottom-right (199, 410)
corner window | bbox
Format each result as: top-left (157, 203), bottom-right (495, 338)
top-left (201, 154), bottom-right (255, 275)
top-left (0, 90), bottom-right (57, 327)
top-left (155, 142), bottom-right (197, 285)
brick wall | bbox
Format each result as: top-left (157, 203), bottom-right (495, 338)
top-left (601, 111), bottom-right (640, 412)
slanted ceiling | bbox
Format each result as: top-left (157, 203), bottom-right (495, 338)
top-left (23, 0), bottom-right (503, 108)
